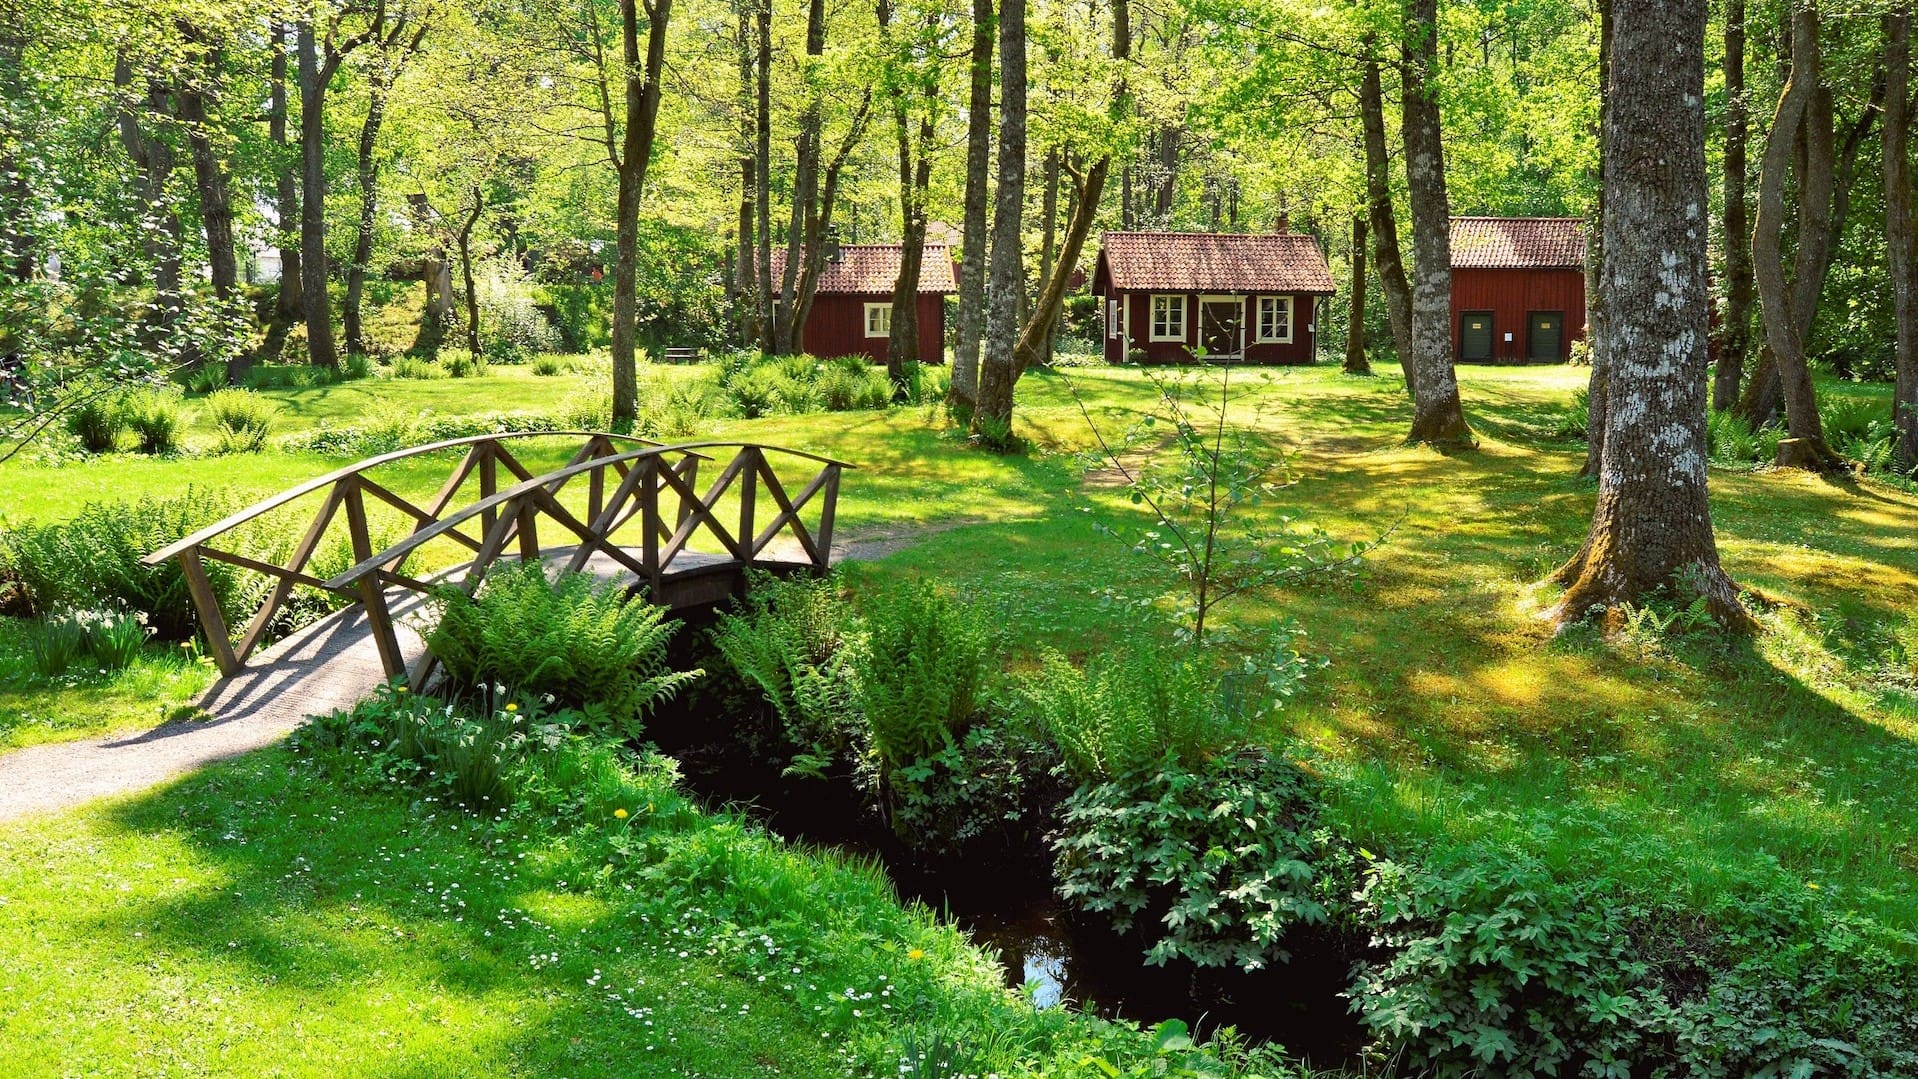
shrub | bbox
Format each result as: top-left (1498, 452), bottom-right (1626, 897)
top-left (855, 584), bottom-right (992, 777)
top-left (242, 364), bottom-right (338, 390)
top-left (1, 488), bottom-right (262, 640)
top-left (389, 355), bottom-right (443, 380)
top-left (530, 354), bottom-right (566, 377)
top-left (302, 682), bottom-right (553, 808)
top-left (204, 388), bottom-right (276, 454)
top-left (904, 361), bottom-right (951, 407)
top-left (67, 395), bottom-right (124, 453)
top-left (1349, 847), bottom-right (1918, 1077)
top-left (182, 363), bottom-right (228, 394)
top-left (884, 714), bottom-right (1061, 860)
top-left (475, 257), bottom-right (564, 361)
top-left (1820, 394), bottom-right (1886, 444)
top-left (1552, 387), bottom-right (1590, 441)
top-left (123, 389), bottom-right (185, 454)
top-left (441, 350), bottom-right (487, 379)
top-left (342, 353), bottom-right (375, 381)
top-left (710, 572), bottom-right (863, 765)
top-left (424, 561), bottom-right (702, 735)
top-left (1053, 748), bottom-right (1337, 970)
top-left (25, 615), bottom-right (87, 677)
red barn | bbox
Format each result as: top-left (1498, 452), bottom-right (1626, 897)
top-left (1449, 217), bottom-right (1587, 364)
top-left (1092, 230), bottom-right (1335, 365)
top-left (770, 244), bottom-right (955, 363)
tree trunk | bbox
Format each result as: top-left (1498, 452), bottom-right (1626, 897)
top-left (879, 0), bottom-right (932, 387)
top-left (1038, 148), bottom-right (1059, 367)
top-left (1360, 52), bottom-right (1414, 383)
top-left (344, 73), bottom-right (391, 356)
top-left (114, 53), bottom-right (184, 349)
top-left (1345, 214), bottom-right (1371, 374)
top-left (950, 0), bottom-right (992, 410)
top-left (270, 23), bottom-right (302, 328)
top-left (789, 99), bottom-right (872, 348)
top-left (1715, 0), bottom-right (1752, 410)
top-left (734, 2), bottom-right (757, 347)
top-left (457, 187), bottom-right (483, 355)
top-left (297, 22), bottom-right (340, 367)
top-left (0, 21), bottom-right (34, 282)
top-left (1153, 124), bottom-right (1179, 219)
top-left (1888, 8), bottom-right (1918, 474)
top-left (1400, 0), bottom-right (1471, 445)
top-left (972, 0), bottom-right (1026, 439)
top-left (1580, 0), bottom-right (1612, 477)
top-left (1751, 3), bottom-right (1840, 469)
top-left (610, 0), bottom-right (673, 430)
top-left (174, 47), bottom-right (237, 306)
top-left (1549, 0), bottom-right (1746, 632)
top-left (754, 0), bottom-right (773, 354)
top-left (773, 0), bottom-right (829, 356)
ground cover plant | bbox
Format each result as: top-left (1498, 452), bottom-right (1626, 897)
top-left (4, 363), bottom-right (1918, 1074)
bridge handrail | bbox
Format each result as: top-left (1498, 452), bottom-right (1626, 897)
top-left (319, 441), bottom-right (854, 592)
top-left (141, 431), bottom-right (678, 567)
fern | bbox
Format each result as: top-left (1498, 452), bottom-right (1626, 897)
top-left (710, 571), bottom-right (862, 757)
top-left (1026, 648), bottom-right (1247, 785)
top-left (856, 584), bottom-right (992, 777)
top-left (425, 562), bottom-right (701, 737)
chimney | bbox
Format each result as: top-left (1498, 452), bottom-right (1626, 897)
top-left (823, 228), bottom-right (843, 263)
top-left (1274, 211), bottom-right (1290, 234)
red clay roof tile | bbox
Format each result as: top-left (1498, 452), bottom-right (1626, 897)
top-left (1448, 217), bottom-right (1586, 269)
top-left (768, 244), bottom-right (956, 295)
top-left (1097, 231), bottom-right (1336, 293)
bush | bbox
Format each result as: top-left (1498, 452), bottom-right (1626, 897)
top-left (475, 258), bottom-right (564, 362)
top-left (1, 489), bottom-right (260, 640)
top-left (424, 561), bottom-right (702, 735)
top-left (1350, 847), bottom-right (1918, 1077)
top-left (123, 389), bottom-right (185, 455)
top-left (242, 364), bottom-right (339, 390)
top-left (903, 361), bottom-right (950, 407)
top-left (441, 350), bottom-right (487, 379)
top-left (342, 353), bottom-right (375, 381)
top-left (204, 388), bottom-right (276, 454)
top-left (67, 395), bottom-right (124, 453)
top-left (1551, 387), bottom-right (1590, 441)
top-left (530, 354), bottom-right (566, 377)
top-left (389, 355), bottom-right (443, 380)
top-left (855, 584), bottom-right (992, 778)
top-left (1053, 748), bottom-right (1338, 971)
top-left (1025, 649), bottom-right (1253, 785)
top-left (182, 363), bottom-right (228, 394)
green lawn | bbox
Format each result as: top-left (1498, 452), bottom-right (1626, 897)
top-left (2, 359), bottom-right (1916, 1071)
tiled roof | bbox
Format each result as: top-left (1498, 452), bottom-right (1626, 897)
top-left (1449, 217), bottom-right (1586, 269)
top-left (768, 244), bottom-right (956, 295)
top-left (1097, 231), bottom-right (1336, 293)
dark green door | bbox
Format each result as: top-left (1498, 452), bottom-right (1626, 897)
top-left (1460, 312), bottom-right (1494, 361)
top-left (1528, 311), bottom-right (1563, 362)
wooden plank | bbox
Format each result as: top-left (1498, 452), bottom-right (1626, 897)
top-left (815, 466), bottom-right (840, 571)
top-left (750, 458), bottom-right (820, 564)
top-left (479, 444), bottom-right (498, 538)
top-left (181, 548), bottom-right (239, 675)
top-left (639, 458), bottom-right (661, 589)
top-left (737, 446), bottom-right (758, 558)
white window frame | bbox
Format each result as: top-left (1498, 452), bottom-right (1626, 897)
top-left (864, 302), bottom-right (893, 338)
top-left (1256, 295), bottom-right (1294, 344)
top-left (1150, 294), bottom-right (1187, 342)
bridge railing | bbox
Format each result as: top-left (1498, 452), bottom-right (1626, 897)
top-left (144, 434), bottom-right (851, 685)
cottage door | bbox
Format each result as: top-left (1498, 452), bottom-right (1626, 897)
top-left (1199, 299), bottom-right (1243, 359)
top-left (1527, 311), bottom-right (1563, 362)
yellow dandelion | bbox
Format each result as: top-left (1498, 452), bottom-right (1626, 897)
top-left (614, 808), bottom-right (629, 819)
top-left (1807, 881), bottom-right (1821, 890)
top-left (394, 686), bottom-right (408, 695)
top-left (907, 948), bottom-right (926, 961)
top-left (504, 702), bottom-right (518, 712)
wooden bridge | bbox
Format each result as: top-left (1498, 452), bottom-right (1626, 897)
top-left (142, 432), bottom-right (851, 691)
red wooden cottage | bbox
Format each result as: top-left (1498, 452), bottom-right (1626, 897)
top-left (1092, 231), bottom-right (1335, 365)
top-left (770, 244), bottom-right (955, 363)
top-left (1449, 217), bottom-right (1587, 363)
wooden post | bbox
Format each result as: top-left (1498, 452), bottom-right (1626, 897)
top-left (181, 548), bottom-right (240, 675)
top-left (737, 447), bottom-right (758, 562)
top-left (516, 499), bottom-right (540, 563)
top-left (639, 458), bottom-right (661, 592)
top-left (358, 575), bottom-right (406, 680)
top-left (478, 442), bottom-right (498, 539)
top-left (815, 465), bottom-right (840, 574)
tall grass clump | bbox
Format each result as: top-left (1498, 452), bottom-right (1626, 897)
top-left (388, 355), bottom-right (444, 380)
top-left (204, 388), bottom-right (277, 454)
top-left (816, 363), bottom-right (893, 411)
top-left (425, 561), bottom-right (701, 736)
top-left (123, 389), bottom-right (185, 455)
top-left (66, 395), bottom-right (124, 453)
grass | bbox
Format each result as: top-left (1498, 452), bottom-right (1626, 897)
top-left (0, 619), bottom-right (216, 750)
top-left (1, 358), bottom-right (1916, 1067)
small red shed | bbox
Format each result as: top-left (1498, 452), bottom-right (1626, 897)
top-left (771, 244), bottom-right (955, 363)
top-left (1092, 231), bottom-right (1335, 365)
top-left (1449, 217), bottom-right (1587, 364)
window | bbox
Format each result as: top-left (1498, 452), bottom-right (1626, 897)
top-left (1256, 296), bottom-right (1293, 343)
top-left (864, 302), bottom-right (892, 338)
top-left (1150, 294), bottom-right (1186, 341)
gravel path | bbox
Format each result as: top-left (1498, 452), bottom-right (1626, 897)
top-left (0, 524), bottom-right (970, 824)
